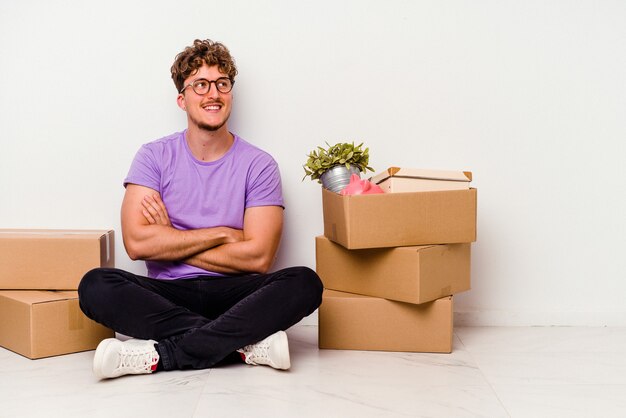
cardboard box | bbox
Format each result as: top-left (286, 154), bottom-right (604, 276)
top-left (370, 167), bottom-right (472, 193)
top-left (316, 236), bottom-right (470, 304)
top-left (0, 290), bottom-right (114, 359)
top-left (319, 290), bottom-right (453, 353)
top-left (0, 229), bottom-right (114, 290)
top-left (322, 187), bottom-right (477, 249)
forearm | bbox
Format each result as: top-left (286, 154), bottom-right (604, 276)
top-left (184, 239), bottom-right (277, 275)
top-left (124, 224), bottom-right (236, 262)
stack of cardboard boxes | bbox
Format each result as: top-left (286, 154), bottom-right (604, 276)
top-left (0, 229), bottom-right (115, 359)
top-left (316, 168), bottom-right (477, 353)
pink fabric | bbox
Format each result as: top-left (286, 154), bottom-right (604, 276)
top-left (340, 174), bottom-right (384, 195)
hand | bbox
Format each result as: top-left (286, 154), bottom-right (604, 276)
top-left (222, 227), bottom-right (244, 244)
top-left (141, 194), bottom-right (172, 227)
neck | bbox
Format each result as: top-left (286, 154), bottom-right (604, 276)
top-left (185, 125), bottom-right (233, 162)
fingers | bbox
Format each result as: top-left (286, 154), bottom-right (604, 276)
top-left (141, 194), bottom-right (171, 226)
top-left (142, 207), bottom-right (157, 224)
top-left (141, 197), bottom-right (161, 224)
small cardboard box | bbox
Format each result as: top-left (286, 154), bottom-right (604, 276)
top-left (322, 187), bottom-right (477, 249)
top-left (316, 236), bottom-right (470, 304)
top-left (0, 229), bottom-right (114, 290)
top-left (0, 290), bottom-right (114, 359)
top-left (319, 290), bottom-right (453, 353)
top-left (370, 167), bottom-right (472, 193)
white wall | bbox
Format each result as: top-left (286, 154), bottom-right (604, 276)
top-left (1, 0), bottom-right (624, 326)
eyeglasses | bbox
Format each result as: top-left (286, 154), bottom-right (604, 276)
top-left (179, 77), bottom-right (234, 95)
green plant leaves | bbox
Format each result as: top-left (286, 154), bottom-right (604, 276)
top-left (302, 141), bottom-right (374, 183)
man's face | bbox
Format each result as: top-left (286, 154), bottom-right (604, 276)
top-left (177, 64), bottom-right (233, 133)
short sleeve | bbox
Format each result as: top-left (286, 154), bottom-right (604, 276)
top-left (245, 155), bottom-right (284, 209)
top-left (123, 144), bottom-right (161, 191)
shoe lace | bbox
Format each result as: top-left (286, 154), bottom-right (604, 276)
top-left (118, 345), bottom-right (158, 371)
top-left (243, 341), bottom-right (270, 363)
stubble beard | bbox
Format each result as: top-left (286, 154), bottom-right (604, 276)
top-left (191, 108), bottom-right (231, 133)
top-left (199, 121), bottom-right (225, 132)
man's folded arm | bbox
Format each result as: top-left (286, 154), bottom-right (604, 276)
top-left (121, 184), bottom-right (242, 261)
top-left (183, 205), bottom-right (284, 275)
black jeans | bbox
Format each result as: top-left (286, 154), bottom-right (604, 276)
top-left (78, 266), bottom-right (323, 371)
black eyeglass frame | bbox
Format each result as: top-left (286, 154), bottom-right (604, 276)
top-left (179, 77), bottom-right (235, 95)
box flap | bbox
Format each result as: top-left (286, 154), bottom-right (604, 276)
top-left (99, 231), bottom-right (115, 266)
top-left (323, 289), bottom-right (370, 299)
top-left (0, 229), bottom-right (112, 239)
top-left (324, 289), bottom-right (453, 303)
top-left (316, 235), bottom-right (435, 252)
top-left (370, 167), bottom-right (472, 184)
top-left (0, 290), bottom-right (78, 305)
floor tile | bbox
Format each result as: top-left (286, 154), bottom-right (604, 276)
top-left (455, 326), bottom-right (626, 353)
top-left (492, 384), bottom-right (626, 418)
top-left (287, 325), bottom-right (488, 387)
top-left (193, 326), bottom-right (509, 417)
top-left (469, 351), bottom-right (626, 385)
top-left (196, 381), bottom-right (510, 418)
top-left (0, 348), bottom-right (209, 418)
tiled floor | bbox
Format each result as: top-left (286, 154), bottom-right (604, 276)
top-left (1, 325), bottom-right (626, 417)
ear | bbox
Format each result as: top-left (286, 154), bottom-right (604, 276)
top-left (176, 93), bottom-right (186, 111)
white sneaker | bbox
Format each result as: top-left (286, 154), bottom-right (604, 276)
top-left (93, 338), bottom-right (159, 379)
top-left (237, 331), bottom-right (290, 370)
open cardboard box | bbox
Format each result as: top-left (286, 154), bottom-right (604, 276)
top-left (0, 290), bottom-right (114, 359)
top-left (0, 229), bottom-right (114, 290)
top-left (316, 236), bottom-right (470, 304)
top-left (322, 187), bottom-right (477, 249)
top-left (319, 290), bottom-right (453, 353)
top-left (370, 167), bottom-right (472, 193)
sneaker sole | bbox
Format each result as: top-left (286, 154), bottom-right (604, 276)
top-left (273, 331), bottom-right (291, 370)
top-left (92, 338), bottom-right (118, 379)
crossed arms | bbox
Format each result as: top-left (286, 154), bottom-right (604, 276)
top-left (121, 184), bottom-right (283, 275)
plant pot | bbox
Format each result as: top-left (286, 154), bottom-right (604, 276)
top-left (320, 165), bottom-right (361, 193)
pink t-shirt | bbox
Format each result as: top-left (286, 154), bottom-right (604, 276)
top-left (124, 130), bottom-right (284, 279)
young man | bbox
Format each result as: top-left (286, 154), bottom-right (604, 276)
top-left (78, 39), bottom-right (323, 379)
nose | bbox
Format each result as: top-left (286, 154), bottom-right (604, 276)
top-left (206, 81), bottom-right (220, 98)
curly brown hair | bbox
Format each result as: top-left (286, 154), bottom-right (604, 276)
top-left (171, 39), bottom-right (238, 93)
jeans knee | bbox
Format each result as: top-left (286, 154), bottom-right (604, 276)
top-left (78, 268), bottom-right (96, 299)
top-left (77, 268), bottom-right (103, 317)
top-left (78, 267), bottom-right (121, 315)
top-left (286, 266), bottom-right (323, 307)
top-left (78, 268), bottom-right (105, 300)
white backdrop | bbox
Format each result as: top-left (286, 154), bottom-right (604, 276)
top-left (1, 0), bottom-right (624, 326)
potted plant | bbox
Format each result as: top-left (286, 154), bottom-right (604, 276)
top-left (303, 142), bottom-right (374, 193)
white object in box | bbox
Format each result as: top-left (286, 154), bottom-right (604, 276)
top-left (370, 167), bottom-right (472, 193)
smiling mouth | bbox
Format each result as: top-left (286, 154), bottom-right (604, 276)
top-left (202, 103), bottom-right (222, 111)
